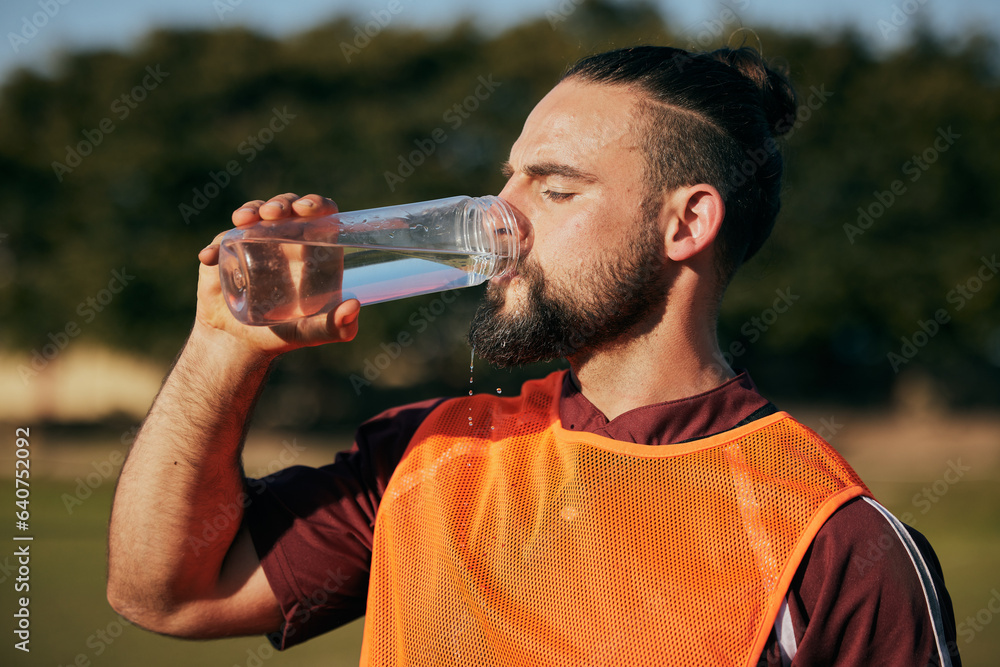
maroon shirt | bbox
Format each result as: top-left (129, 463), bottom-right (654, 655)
top-left (245, 370), bottom-right (960, 665)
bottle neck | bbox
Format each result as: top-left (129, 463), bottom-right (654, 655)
top-left (471, 195), bottom-right (520, 278)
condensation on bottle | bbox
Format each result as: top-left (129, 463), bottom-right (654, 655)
top-left (218, 195), bottom-right (519, 326)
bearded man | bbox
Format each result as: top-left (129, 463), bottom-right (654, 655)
top-left (108, 46), bottom-right (959, 666)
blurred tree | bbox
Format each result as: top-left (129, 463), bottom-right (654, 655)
top-left (0, 0), bottom-right (997, 425)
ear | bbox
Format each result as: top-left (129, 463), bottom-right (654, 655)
top-left (661, 184), bottom-right (725, 262)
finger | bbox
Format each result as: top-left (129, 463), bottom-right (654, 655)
top-left (233, 201), bottom-right (265, 227)
top-left (198, 245), bottom-right (219, 266)
top-left (258, 193), bottom-right (300, 221)
top-left (198, 244), bottom-right (220, 267)
top-left (289, 299), bottom-right (361, 345)
top-left (291, 194), bottom-right (338, 217)
top-left (330, 299), bottom-right (361, 341)
top-left (198, 231), bottom-right (228, 266)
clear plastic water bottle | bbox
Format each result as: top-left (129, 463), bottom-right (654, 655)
top-left (218, 195), bottom-right (519, 326)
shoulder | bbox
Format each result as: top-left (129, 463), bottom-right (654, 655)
top-left (355, 397), bottom-right (448, 442)
top-left (784, 497), bottom-right (960, 665)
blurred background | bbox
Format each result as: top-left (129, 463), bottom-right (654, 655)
top-left (1, 0), bottom-right (998, 664)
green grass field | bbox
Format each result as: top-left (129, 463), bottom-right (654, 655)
top-left (2, 446), bottom-right (998, 666)
top-left (1, 478), bottom-right (364, 667)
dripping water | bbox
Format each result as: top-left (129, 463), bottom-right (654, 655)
top-left (468, 348), bottom-right (475, 396)
top-left (468, 348), bottom-right (475, 428)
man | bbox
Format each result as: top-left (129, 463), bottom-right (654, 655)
top-left (108, 46), bottom-right (959, 665)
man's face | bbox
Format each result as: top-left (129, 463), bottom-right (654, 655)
top-left (468, 79), bottom-right (671, 366)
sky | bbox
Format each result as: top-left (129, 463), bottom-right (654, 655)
top-left (2, 0), bottom-right (999, 83)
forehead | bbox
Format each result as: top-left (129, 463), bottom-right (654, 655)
top-left (509, 79), bottom-right (644, 173)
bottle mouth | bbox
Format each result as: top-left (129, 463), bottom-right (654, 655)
top-left (472, 195), bottom-right (520, 278)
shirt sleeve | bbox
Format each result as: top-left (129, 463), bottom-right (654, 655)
top-left (243, 397), bottom-right (445, 650)
top-left (783, 497), bottom-right (961, 666)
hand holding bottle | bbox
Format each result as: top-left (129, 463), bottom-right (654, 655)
top-left (216, 193), bottom-right (520, 327)
top-left (195, 193), bottom-right (361, 356)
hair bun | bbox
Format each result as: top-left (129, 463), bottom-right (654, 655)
top-left (709, 47), bottom-right (798, 138)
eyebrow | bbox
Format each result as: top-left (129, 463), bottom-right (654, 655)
top-left (501, 160), bottom-right (599, 184)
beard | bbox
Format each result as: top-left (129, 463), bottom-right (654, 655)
top-left (467, 214), bottom-right (669, 368)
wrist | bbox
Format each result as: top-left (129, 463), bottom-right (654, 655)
top-left (188, 319), bottom-right (280, 372)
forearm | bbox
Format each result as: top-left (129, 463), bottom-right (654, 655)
top-left (107, 322), bottom-right (275, 622)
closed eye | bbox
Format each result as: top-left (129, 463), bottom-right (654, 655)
top-left (542, 190), bottom-right (575, 202)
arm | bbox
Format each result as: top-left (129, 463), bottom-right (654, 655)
top-left (107, 194), bottom-right (359, 637)
top-left (785, 498), bottom-right (960, 666)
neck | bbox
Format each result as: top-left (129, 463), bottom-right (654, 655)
top-left (568, 297), bottom-right (734, 421)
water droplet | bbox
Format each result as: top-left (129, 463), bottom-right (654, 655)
top-left (467, 350), bottom-right (475, 395)
top-left (496, 388), bottom-right (502, 394)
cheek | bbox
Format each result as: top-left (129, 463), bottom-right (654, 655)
top-left (555, 201), bottom-right (624, 254)
top-left (533, 202), bottom-right (601, 254)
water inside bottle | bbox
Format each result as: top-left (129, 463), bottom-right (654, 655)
top-left (222, 240), bottom-right (493, 325)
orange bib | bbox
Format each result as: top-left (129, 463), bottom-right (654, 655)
top-left (362, 372), bottom-right (870, 666)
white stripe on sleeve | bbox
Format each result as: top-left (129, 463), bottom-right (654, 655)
top-left (862, 497), bottom-right (952, 667)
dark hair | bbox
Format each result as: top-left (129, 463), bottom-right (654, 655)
top-left (563, 45), bottom-right (798, 286)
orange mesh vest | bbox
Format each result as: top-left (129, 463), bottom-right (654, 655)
top-left (361, 371), bottom-right (871, 666)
